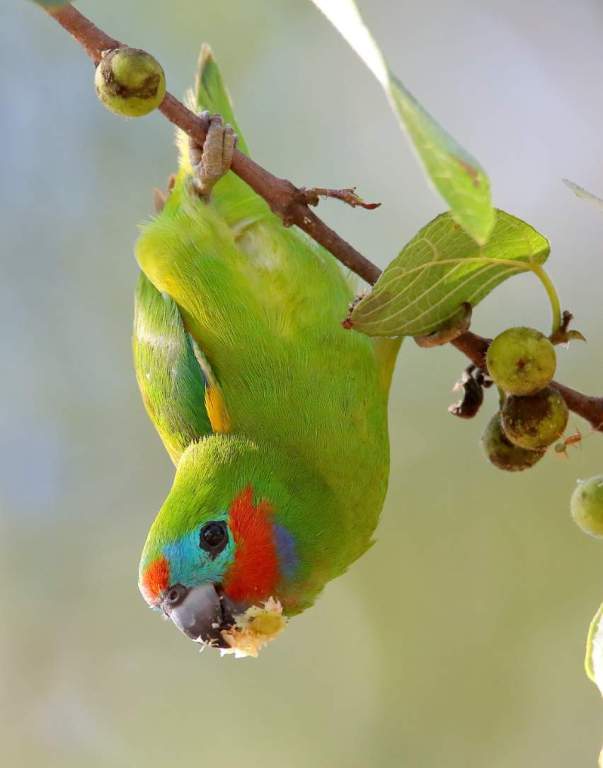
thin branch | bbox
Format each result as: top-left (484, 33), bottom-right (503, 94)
top-left (298, 187), bottom-right (381, 210)
top-left (43, 3), bottom-right (603, 432)
top-left (450, 330), bottom-right (490, 367)
top-left (48, 3), bottom-right (381, 284)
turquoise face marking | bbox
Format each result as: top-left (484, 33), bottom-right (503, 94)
top-left (163, 512), bottom-right (235, 588)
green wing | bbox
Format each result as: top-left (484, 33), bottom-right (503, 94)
top-left (133, 272), bottom-right (213, 465)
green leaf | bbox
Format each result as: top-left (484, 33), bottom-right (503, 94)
top-left (348, 209), bottom-right (550, 337)
top-left (310, 0), bottom-right (495, 244)
top-left (585, 603), bottom-right (603, 696)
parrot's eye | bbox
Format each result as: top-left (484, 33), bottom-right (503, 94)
top-left (199, 521), bottom-right (228, 556)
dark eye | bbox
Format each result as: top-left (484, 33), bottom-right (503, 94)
top-left (199, 521), bottom-right (228, 556)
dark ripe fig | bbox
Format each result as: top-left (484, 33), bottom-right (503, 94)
top-left (481, 413), bottom-right (545, 472)
top-left (486, 327), bottom-right (556, 396)
top-left (501, 386), bottom-right (569, 450)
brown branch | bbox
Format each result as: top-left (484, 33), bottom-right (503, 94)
top-left (49, 3), bottom-right (120, 62)
top-left (47, 3), bottom-right (381, 284)
top-left (298, 187), bottom-right (381, 210)
top-left (450, 330), bottom-right (490, 367)
top-left (43, 3), bottom-right (603, 432)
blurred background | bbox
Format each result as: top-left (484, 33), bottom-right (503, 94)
top-left (2, 1), bottom-right (603, 765)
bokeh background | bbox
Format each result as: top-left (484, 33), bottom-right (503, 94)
top-left (3, 1), bottom-right (603, 766)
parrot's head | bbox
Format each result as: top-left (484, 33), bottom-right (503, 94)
top-left (138, 435), bottom-right (336, 652)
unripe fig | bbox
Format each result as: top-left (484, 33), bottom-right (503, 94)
top-left (481, 413), bottom-right (545, 472)
top-left (95, 48), bottom-right (166, 117)
top-left (571, 475), bottom-right (603, 538)
top-left (486, 327), bottom-right (556, 396)
top-left (501, 386), bottom-right (568, 450)
top-left (585, 602), bottom-right (603, 692)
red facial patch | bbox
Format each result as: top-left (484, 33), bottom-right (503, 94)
top-left (140, 555), bottom-right (170, 605)
top-left (223, 487), bottom-right (279, 604)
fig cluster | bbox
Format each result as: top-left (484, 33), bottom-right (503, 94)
top-left (481, 326), bottom-right (568, 471)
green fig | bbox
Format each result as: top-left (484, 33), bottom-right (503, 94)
top-left (95, 48), bottom-right (166, 118)
top-left (571, 475), bottom-right (603, 538)
top-left (486, 327), bottom-right (556, 396)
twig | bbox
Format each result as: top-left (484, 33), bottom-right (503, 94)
top-left (298, 187), bottom-right (381, 210)
top-left (47, 3), bottom-right (381, 284)
top-left (42, 3), bottom-right (603, 432)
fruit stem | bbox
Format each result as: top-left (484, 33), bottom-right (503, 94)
top-left (531, 264), bottom-right (562, 336)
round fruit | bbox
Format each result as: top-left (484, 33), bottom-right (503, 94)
top-left (481, 413), bottom-right (545, 472)
top-left (501, 386), bottom-right (568, 450)
top-left (571, 475), bottom-right (603, 538)
top-left (585, 602), bottom-right (603, 696)
top-left (94, 48), bottom-right (166, 117)
top-left (486, 326), bottom-right (556, 396)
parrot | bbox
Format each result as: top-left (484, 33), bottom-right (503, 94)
top-left (134, 46), bottom-right (401, 653)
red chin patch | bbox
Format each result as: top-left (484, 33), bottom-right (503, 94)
top-left (140, 555), bottom-right (170, 606)
top-left (222, 487), bottom-right (279, 604)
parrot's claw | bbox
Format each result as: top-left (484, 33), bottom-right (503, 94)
top-left (190, 111), bottom-right (237, 200)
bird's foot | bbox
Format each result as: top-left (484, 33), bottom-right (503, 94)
top-left (190, 111), bottom-right (237, 200)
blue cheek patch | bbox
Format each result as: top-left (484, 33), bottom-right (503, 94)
top-left (163, 515), bottom-right (235, 588)
top-left (273, 524), bottom-right (299, 580)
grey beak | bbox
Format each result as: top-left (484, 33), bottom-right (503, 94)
top-left (162, 584), bottom-right (231, 646)
top-left (161, 584), bottom-right (234, 648)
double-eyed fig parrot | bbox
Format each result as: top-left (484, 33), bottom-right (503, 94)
top-left (134, 46), bottom-right (401, 653)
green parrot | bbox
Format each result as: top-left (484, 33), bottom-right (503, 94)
top-left (134, 46), bottom-right (401, 652)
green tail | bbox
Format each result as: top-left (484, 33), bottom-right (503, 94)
top-left (179, 45), bottom-right (271, 227)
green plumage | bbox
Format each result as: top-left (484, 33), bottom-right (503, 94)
top-left (134, 47), bottom-right (401, 614)
top-left (133, 272), bottom-right (212, 464)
